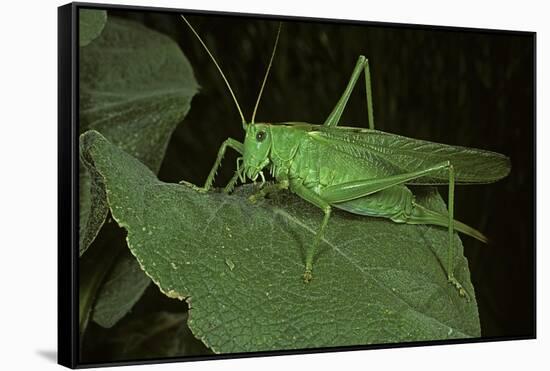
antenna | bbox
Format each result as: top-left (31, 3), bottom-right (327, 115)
top-left (251, 22), bottom-right (282, 124)
top-left (180, 15), bottom-right (247, 128)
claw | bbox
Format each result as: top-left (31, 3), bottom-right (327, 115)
top-left (303, 270), bottom-right (313, 283)
top-left (179, 180), bottom-right (207, 193)
top-left (448, 276), bottom-right (471, 302)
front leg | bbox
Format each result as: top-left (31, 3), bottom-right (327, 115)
top-left (289, 180), bottom-right (332, 283)
top-left (223, 158), bottom-right (245, 194)
top-left (180, 138), bottom-right (243, 193)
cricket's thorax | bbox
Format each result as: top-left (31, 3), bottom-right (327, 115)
top-left (267, 125), bottom-right (387, 191)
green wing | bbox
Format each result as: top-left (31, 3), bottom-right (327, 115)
top-left (306, 125), bottom-right (511, 184)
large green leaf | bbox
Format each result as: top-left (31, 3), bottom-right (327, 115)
top-left (79, 16), bottom-right (198, 256)
top-left (81, 130), bottom-right (480, 353)
top-left (79, 9), bottom-right (107, 47)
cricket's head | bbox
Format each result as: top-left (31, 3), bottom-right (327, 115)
top-left (242, 124), bottom-right (272, 181)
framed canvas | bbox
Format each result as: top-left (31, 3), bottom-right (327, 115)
top-left (58, 2), bottom-right (536, 368)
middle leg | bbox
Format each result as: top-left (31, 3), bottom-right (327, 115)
top-left (248, 179), bottom-right (289, 203)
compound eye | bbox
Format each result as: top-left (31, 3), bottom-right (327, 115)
top-left (256, 130), bottom-right (266, 142)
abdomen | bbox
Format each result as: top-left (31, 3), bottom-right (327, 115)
top-left (332, 185), bottom-right (414, 222)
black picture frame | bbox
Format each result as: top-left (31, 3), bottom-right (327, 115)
top-left (58, 2), bottom-right (536, 368)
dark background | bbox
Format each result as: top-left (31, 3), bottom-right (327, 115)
top-left (105, 8), bottom-right (534, 344)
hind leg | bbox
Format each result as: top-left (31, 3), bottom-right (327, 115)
top-left (320, 161), bottom-right (471, 300)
